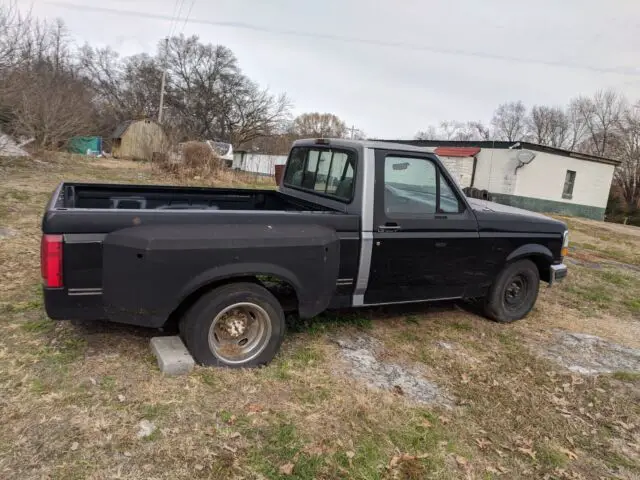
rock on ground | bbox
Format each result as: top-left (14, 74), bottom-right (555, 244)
top-left (333, 335), bottom-right (452, 406)
top-left (541, 331), bottom-right (640, 375)
top-left (137, 419), bottom-right (157, 438)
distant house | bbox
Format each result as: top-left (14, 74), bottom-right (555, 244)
top-left (111, 119), bottom-right (167, 161)
top-left (384, 140), bottom-right (621, 221)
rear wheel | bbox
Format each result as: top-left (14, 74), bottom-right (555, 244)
top-left (180, 282), bottom-right (285, 367)
top-left (484, 259), bottom-right (540, 323)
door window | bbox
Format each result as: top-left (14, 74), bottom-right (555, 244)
top-left (384, 156), bottom-right (461, 215)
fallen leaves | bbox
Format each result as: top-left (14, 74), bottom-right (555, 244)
top-left (517, 446), bottom-right (537, 460)
top-left (558, 447), bottom-right (578, 460)
top-left (475, 438), bottom-right (492, 450)
top-left (279, 463), bottom-right (294, 475)
top-left (388, 452), bottom-right (429, 469)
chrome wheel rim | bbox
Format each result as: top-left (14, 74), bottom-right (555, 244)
top-left (208, 302), bottom-right (272, 365)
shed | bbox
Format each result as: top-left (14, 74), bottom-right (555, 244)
top-left (111, 119), bottom-right (167, 161)
top-left (380, 140), bottom-right (621, 221)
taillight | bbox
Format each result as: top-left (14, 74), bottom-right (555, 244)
top-left (41, 234), bottom-right (64, 288)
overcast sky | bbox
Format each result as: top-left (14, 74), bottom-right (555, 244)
top-left (25, 0), bottom-right (640, 138)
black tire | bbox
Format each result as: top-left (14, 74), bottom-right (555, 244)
top-left (180, 282), bottom-right (285, 368)
top-left (484, 259), bottom-right (540, 323)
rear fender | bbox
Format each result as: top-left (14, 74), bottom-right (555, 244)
top-left (102, 223), bottom-right (340, 327)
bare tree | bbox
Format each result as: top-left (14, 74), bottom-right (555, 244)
top-left (526, 105), bottom-right (569, 147)
top-left (467, 121), bottom-right (491, 140)
top-left (566, 98), bottom-right (589, 151)
top-left (291, 112), bottom-right (347, 138)
top-left (575, 89), bottom-right (625, 156)
top-left (491, 101), bottom-right (527, 141)
top-left (415, 126), bottom-right (438, 140)
top-left (612, 104), bottom-right (640, 209)
top-left (8, 69), bottom-right (95, 148)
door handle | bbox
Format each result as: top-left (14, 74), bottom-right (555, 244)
top-left (378, 224), bottom-right (401, 232)
top-left (435, 241), bottom-right (447, 248)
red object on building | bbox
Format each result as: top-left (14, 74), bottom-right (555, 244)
top-left (434, 147), bottom-right (481, 157)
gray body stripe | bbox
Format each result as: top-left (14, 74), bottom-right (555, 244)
top-left (64, 233), bottom-right (106, 243)
top-left (375, 231), bottom-right (479, 239)
top-left (68, 288), bottom-right (103, 296)
top-left (352, 147), bottom-right (376, 306)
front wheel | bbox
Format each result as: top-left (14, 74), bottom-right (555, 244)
top-left (484, 259), bottom-right (540, 323)
top-left (180, 282), bottom-right (286, 367)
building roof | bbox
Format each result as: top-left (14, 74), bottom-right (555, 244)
top-left (111, 120), bottom-right (134, 139)
top-left (434, 146), bottom-right (481, 157)
top-left (377, 139), bottom-right (621, 166)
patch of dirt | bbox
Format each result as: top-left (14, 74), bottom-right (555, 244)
top-left (567, 253), bottom-right (640, 273)
top-left (540, 331), bottom-right (640, 375)
top-left (333, 334), bottom-right (453, 406)
top-left (0, 227), bottom-right (16, 239)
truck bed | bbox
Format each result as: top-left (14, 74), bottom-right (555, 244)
top-left (42, 182), bottom-right (361, 325)
top-left (54, 182), bottom-right (332, 212)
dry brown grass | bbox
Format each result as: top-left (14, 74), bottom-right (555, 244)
top-left (0, 155), bottom-right (639, 479)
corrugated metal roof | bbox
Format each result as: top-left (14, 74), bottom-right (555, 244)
top-left (111, 120), bottom-right (134, 139)
top-left (435, 146), bottom-right (481, 157)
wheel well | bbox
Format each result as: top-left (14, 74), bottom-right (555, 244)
top-left (522, 255), bottom-right (551, 283)
top-left (162, 275), bottom-right (298, 331)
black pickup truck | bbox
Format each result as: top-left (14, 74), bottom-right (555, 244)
top-left (41, 139), bottom-right (568, 367)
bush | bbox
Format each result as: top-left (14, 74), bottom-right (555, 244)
top-left (157, 141), bottom-right (223, 178)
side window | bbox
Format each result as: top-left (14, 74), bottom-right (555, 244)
top-left (384, 156), bottom-right (462, 216)
top-left (562, 170), bottom-right (576, 199)
top-left (384, 156), bottom-right (437, 215)
top-left (283, 147), bottom-right (356, 202)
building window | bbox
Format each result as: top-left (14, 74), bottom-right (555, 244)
top-left (562, 170), bottom-right (576, 199)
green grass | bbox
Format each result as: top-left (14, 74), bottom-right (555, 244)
top-left (37, 337), bottom-right (86, 368)
top-left (566, 285), bottom-right (612, 307)
top-left (100, 376), bottom-right (117, 391)
top-left (287, 312), bottom-right (372, 335)
top-left (599, 270), bottom-right (631, 286)
top-left (6, 299), bottom-right (44, 313)
top-left (612, 371), bottom-right (640, 382)
top-left (21, 318), bottom-right (55, 333)
top-left (625, 298), bottom-right (640, 314)
top-left (140, 403), bottom-right (171, 421)
top-left (289, 345), bottom-right (324, 366)
top-left (536, 444), bottom-right (568, 469)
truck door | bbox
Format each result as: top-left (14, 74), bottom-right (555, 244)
top-left (363, 149), bottom-right (480, 304)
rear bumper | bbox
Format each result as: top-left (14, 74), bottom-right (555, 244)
top-left (549, 263), bottom-right (568, 286)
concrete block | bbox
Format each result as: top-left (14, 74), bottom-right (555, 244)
top-left (150, 336), bottom-right (195, 375)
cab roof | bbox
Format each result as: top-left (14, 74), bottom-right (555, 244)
top-left (292, 138), bottom-right (437, 154)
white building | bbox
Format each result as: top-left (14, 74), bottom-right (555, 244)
top-left (232, 151), bottom-right (287, 176)
top-left (396, 141), bottom-right (620, 220)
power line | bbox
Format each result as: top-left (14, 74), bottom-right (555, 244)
top-left (167, 0), bottom-right (181, 38)
top-left (180, 0), bottom-right (197, 35)
top-left (169, 0), bottom-right (186, 37)
top-left (46, 1), bottom-right (639, 77)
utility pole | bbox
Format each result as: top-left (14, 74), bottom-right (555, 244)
top-left (158, 37), bottom-right (169, 124)
top-left (350, 125), bottom-right (356, 139)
